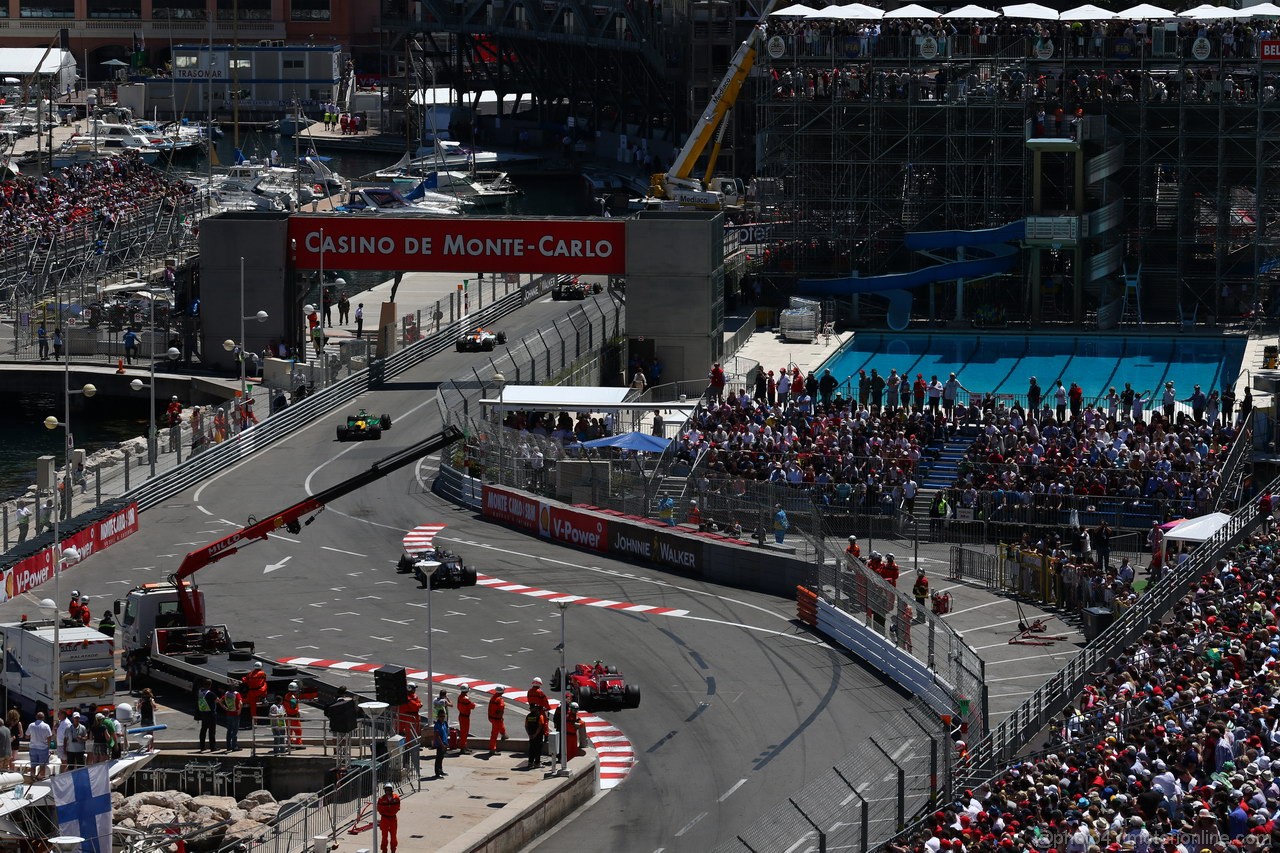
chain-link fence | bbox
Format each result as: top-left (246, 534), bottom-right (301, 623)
top-left (714, 697), bottom-right (948, 853)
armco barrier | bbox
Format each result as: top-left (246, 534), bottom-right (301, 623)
top-left (816, 598), bottom-right (956, 719)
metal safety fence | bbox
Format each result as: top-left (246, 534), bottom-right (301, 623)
top-left (435, 293), bottom-right (625, 427)
top-left (0, 274), bottom-right (558, 568)
top-left (872, 474), bottom-right (1277, 851)
top-left (812, 529), bottom-right (988, 741)
top-left (713, 697), bottom-right (948, 853)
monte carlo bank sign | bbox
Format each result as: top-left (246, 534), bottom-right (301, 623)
top-left (288, 216), bottom-right (626, 275)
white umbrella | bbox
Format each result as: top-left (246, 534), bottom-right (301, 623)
top-left (883, 3), bottom-right (941, 15)
top-left (1117, 2), bottom-right (1176, 16)
top-left (769, 3), bottom-right (821, 14)
top-left (1059, 3), bottom-right (1117, 19)
top-left (820, 2), bottom-right (887, 17)
top-left (1241, 1), bottom-right (1280, 15)
top-left (943, 3), bottom-right (1001, 16)
top-left (1004, 2), bottom-right (1059, 17)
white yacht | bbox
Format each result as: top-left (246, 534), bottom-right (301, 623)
top-left (334, 183), bottom-right (463, 216)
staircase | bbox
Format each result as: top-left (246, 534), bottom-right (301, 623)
top-left (650, 474), bottom-right (690, 513)
top-left (917, 438), bottom-right (972, 491)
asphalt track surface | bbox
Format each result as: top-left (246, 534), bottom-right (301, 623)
top-left (1, 293), bottom-right (926, 852)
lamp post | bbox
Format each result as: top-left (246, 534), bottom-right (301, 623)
top-left (230, 257), bottom-right (270, 397)
top-left (358, 701), bottom-right (390, 853)
top-left (43, 371), bottom-right (92, 714)
top-left (491, 372), bottom-right (505, 484)
top-left (553, 601), bottom-right (570, 777)
top-left (130, 341), bottom-right (181, 477)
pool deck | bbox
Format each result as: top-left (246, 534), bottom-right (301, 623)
top-left (729, 325), bottom-right (853, 378)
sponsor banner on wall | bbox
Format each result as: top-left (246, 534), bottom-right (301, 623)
top-left (545, 506), bottom-right (608, 553)
top-left (2, 503), bottom-right (139, 602)
top-left (649, 528), bottom-right (703, 574)
top-left (288, 216), bottom-right (627, 275)
top-left (481, 485), bottom-right (542, 532)
top-left (609, 526), bottom-right (655, 561)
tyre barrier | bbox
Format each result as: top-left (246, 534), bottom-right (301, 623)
top-left (797, 586), bottom-right (818, 626)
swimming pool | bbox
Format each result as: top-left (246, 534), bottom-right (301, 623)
top-left (818, 333), bottom-right (1246, 403)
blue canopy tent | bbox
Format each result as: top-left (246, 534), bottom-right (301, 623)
top-left (580, 431), bottom-right (670, 453)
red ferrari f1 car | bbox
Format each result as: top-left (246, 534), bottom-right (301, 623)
top-left (550, 661), bottom-right (641, 711)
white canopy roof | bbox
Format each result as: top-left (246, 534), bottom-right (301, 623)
top-left (481, 385), bottom-right (632, 409)
top-left (1059, 3), bottom-right (1116, 19)
top-left (1163, 512), bottom-right (1233, 545)
top-left (1241, 1), bottom-right (1280, 15)
top-left (1003, 2), bottom-right (1058, 17)
top-left (943, 3), bottom-right (1001, 16)
top-left (807, 3), bottom-right (885, 17)
top-left (835, 2), bottom-right (886, 17)
top-left (769, 2), bottom-right (821, 14)
top-left (882, 3), bottom-right (940, 16)
top-left (1178, 3), bottom-right (1241, 15)
top-left (1117, 2), bottom-right (1176, 16)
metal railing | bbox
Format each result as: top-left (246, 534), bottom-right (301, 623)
top-left (714, 697), bottom-right (947, 853)
top-left (0, 274), bottom-right (556, 570)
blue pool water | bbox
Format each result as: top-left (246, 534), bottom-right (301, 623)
top-left (819, 334), bottom-right (1246, 402)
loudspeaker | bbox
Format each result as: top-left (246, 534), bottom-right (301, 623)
top-left (374, 665), bottom-right (408, 706)
top-left (326, 697), bottom-right (358, 733)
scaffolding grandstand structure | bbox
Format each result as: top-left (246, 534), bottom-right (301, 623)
top-left (752, 28), bottom-right (1280, 328)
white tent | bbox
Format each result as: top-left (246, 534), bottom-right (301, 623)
top-left (808, 3), bottom-right (885, 17)
top-left (1241, 2), bottom-right (1280, 15)
top-left (1162, 512), bottom-right (1233, 545)
top-left (769, 3), bottom-right (822, 14)
top-left (1059, 3), bottom-right (1117, 19)
top-left (1178, 3), bottom-right (1241, 15)
top-left (1117, 2), bottom-right (1176, 17)
top-left (1004, 2), bottom-right (1059, 17)
top-left (883, 3), bottom-right (941, 16)
top-left (0, 48), bottom-right (77, 92)
top-left (943, 3), bottom-right (1001, 16)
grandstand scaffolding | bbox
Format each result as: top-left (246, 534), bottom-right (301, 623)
top-left (754, 30), bottom-right (1280, 327)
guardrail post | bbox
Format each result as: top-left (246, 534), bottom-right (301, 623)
top-left (95, 467), bottom-right (101, 504)
top-left (833, 767), bottom-right (868, 853)
top-left (789, 798), bottom-right (826, 853)
top-left (124, 455), bottom-right (130, 491)
top-left (870, 737), bottom-right (906, 829)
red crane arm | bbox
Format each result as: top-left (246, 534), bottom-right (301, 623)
top-left (167, 426), bottom-right (463, 625)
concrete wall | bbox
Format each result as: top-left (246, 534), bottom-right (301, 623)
top-left (198, 213), bottom-right (295, 372)
top-left (624, 210), bottom-right (725, 383)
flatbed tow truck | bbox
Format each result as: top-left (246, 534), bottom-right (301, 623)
top-left (116, 427), bottom-right (464, 698)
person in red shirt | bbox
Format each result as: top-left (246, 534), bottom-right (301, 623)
top-left (455, 685), bottom-right (475, 753)
top-left (487, 686), bottom-right (507, 753)
top-left (376, 783), bottom-right (400, 853)
top-left (880, 554), bottom-right (901, 587)
top-left (397, 685), bottom-right (423, 744)
top-left (68, 591), bottom-right (83, 624)
top-left (242, 662), bottom-right (268, 727)
top-left (526, 677), bottom-right (550, 711)
top-left (78, 597), bottom-right (92, 626)
top-left (845, 536), bottom-right (861, 560)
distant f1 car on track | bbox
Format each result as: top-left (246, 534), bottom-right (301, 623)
top-left (550, 661), bottom-right (641, 711)
top-left (455, 328), bottom-right (507, 352)
top-left (336, 409), bottom-right (392, 441)
top-left (550, 276), bottom-right (603, 301)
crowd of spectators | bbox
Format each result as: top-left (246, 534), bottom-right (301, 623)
top-left (940, 379), bottom-right (1245, 525)
top-left (765, 18), bottom-right (1280, 108)
top-left (0, 152), bottom-right (196, 248)
top-left (893, 520), bottom-right (1280, 853)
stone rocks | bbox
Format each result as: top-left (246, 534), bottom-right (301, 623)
top-left (116, 788), bottom-right (282, 850)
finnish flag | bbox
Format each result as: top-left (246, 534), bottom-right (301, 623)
top-left (51, 763), bottom-right (112, 853)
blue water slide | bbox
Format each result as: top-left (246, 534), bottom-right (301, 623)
top-left (797, 221), bottom-right (1025, 330)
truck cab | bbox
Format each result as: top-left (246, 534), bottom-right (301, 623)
top-left (118, 581), bottom-right (201, 659)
